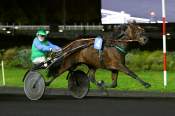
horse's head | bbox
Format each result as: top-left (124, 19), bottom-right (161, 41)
top-left (121, 21), bottom-right (148, 45)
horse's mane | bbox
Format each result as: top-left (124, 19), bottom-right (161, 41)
top-left (112, 24), bottom-right (128, 40)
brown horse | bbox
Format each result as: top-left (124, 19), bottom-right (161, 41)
top-left (47, 22), bottom-right (151, 88)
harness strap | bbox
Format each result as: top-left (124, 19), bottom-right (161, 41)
top-left (98, 50), bottom-right (104, 66)
top-left (114, 45), bottom-right (127, 54)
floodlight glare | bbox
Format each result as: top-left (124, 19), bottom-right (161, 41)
top-left (166, 33), bottom-right (171, 36)
top-left (6, 30), bottom-right (11, 34)
top-left (2, 28), bottom-right (6, 31)
top-left (59, 29), bottom-right (63, 32)
top-left (14, 26), bottom-right (19, 29)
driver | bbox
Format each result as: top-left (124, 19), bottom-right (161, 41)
top-left (31, 28), bottom-right (62, 66)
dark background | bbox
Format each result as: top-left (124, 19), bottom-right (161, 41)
top-left (0, 0), bottom-right (101, 25)
top-left (0, 0), bottom-right (175, 51)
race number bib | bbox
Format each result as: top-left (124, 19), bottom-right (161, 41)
top-left (94, 36), bottom-right (103, 50)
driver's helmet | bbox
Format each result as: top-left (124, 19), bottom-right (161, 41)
top-left (36, 28), bottom-right (47, 36)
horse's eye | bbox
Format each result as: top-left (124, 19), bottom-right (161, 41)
top-left (138, 26), bottom-right (143, 29)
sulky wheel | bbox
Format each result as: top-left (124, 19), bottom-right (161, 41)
top-left (24, 71), bottom-right (45, 100)
top-left (68, 70), bottom-right (90, 99)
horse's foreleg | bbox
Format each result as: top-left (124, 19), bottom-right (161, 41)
top-left (98, 70), bottom-right (118, 88)
top-left (45, 77), bottom-right (56, 86)
top-left (45, 68), bottom-right (65, 86)
top-left (119, 64), bottom-right (151, 88)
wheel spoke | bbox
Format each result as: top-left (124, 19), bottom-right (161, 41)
top-left (24, 71), bottom-right (45, 100)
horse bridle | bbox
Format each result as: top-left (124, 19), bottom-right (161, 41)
top-left (117, 24), bottom-right (145, 44)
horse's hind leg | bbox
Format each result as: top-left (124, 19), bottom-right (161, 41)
top-left (87, 68), bottom-right (103, 87)
top-left (87, 68), bottom-right (96, 83)
top-left (87, 68), bottom-right (106, 88)
top-left (45, 77), bottom-right (56, 86)
top-left (97, 70), bottom-right (118, 88)
top-left (110, 70), bottom-right (118, 88)
top-left (119, 64), bottom-right (151, 88)
top-left (88, 68), bottom-right (119, 88)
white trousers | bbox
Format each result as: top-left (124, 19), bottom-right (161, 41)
top-left (32, 56), bottom-right (46, 64)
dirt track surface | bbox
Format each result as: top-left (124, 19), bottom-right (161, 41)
top-left (0, 95), bottom-right (175, 116)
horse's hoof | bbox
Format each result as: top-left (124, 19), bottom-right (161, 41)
top-left (97, 80), bottom-right (105, 87)
top-left (111, 84), bottom-right (117, 88)
top-left (144, 83), bottom-right (151, 88)
top-left (45, 82), bottom-right (50, 86)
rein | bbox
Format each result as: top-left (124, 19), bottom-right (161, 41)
top-left (47, 40), bottom-right (94, 68)
top-left (104, 39), bottom-right (137, 55)
top-left (105, 39), bottom-right (137, 45)
top-left (62, 38), bottom-right (94, 52)
top-left (62, 42), bottom-right (93, 57)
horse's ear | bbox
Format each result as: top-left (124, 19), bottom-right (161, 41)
top-left (127, 20), bottom-right (136, 25)
top-left (127, 20), bottom-right (132, 24)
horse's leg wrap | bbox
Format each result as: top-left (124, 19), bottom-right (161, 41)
top-left (119, 64), bottom-right (151, 88)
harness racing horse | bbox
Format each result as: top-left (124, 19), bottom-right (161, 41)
top-left (24, 21), bottom-right (151, 100)
top-left (48, 22), bottom-right (150, 87)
